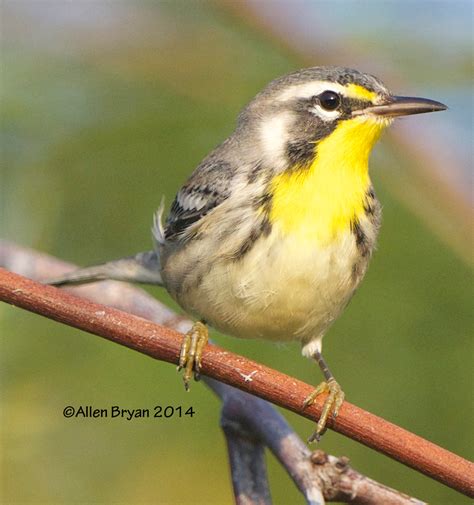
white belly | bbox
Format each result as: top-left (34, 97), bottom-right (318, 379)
top-left (182, 227), bottom-right (366, 351)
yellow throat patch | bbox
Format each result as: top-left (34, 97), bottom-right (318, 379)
top-left (269, 116), bottom-right (387, 245)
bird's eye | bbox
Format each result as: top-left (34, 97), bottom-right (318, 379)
top-left (318, 90), bottom-right (341, 111)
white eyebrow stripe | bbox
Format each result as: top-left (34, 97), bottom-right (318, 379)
top-left (276, 81), bottom-right (347, 102)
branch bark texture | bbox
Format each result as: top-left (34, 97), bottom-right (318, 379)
top-left (1, 241), bottom-right (473, 499)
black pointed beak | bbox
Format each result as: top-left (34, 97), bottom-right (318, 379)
top-left (356, 96), bottom-right (447, 118)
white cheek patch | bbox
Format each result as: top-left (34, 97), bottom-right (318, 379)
top-left (259, 111), bottom-right (293, 171)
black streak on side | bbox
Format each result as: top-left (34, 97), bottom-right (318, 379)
top-left (363, 187), bottom-right (376, 215)
top-left (232, 193), bottom-right (272, 261)
top-left (350, 188), bottom-right (381, 283)
top-left (247, 162), bottom-right (265, 183)
top-left (252, 191), bottom-right (272, 213)
top-left (351, 219), bottom-right (370, 258)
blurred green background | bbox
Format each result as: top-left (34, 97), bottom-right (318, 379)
top-left (1, 1), bottom-right (472, 504)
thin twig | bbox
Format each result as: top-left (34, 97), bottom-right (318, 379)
top-left (221, 408), bottom-right (273, 505)
top-left (1, 240), bottom-right (473, 499)
top-left (208, 378), bottom-right (425, 505)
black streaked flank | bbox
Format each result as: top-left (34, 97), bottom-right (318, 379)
top-left (252, 191), bottom-right (272, 213)
top-left (247, 162), bottom-right (265, 183)
top-left (364, 187), bottom-right (376, 215)
top-left (350, 217), bottom-right (371, 283)
top-left (232, 217), bottom-right (272, 261)
top-left (350, 219), bottom-right (370, 257)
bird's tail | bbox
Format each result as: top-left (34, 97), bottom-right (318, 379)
top-left (46, 250), bottom-right (163, 287)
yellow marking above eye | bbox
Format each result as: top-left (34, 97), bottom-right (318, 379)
top-left (345, 83), bottom-right (378, 102)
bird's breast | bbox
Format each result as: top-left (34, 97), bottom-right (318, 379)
top-left (174, 215), bottom-right (378, 343)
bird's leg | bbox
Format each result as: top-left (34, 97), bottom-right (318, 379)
top-left (177, 320), bottom-right (208, 390)
top-left (303, 350), bottom-right (345, 443)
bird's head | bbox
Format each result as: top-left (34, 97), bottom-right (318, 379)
top-left (243, 66), bottom-right (447, 173)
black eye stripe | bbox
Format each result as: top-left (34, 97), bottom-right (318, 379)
top-left (307, 94), bottom-right (372, 117)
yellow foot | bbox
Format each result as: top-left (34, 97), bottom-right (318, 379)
top-left (303, 379), bottom-right (345, 443)
top-left (177, 321), bottom-right (208, 391)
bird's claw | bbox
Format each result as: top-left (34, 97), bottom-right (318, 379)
top-left (303, 379), bottom-right (345, 443)
top-left (177, 321), bottom-right (208, 390)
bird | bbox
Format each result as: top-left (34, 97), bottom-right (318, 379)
top-left (47, 66), bottom-right (447, 442)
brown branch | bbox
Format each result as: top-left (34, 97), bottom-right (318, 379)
top-left (1, 240), bottom-right (473, 499)
top-left (0, 242), bottom-right (426, 505)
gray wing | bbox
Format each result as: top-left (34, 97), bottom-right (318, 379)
top-left (164, 158), bottom-right (235, 241)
